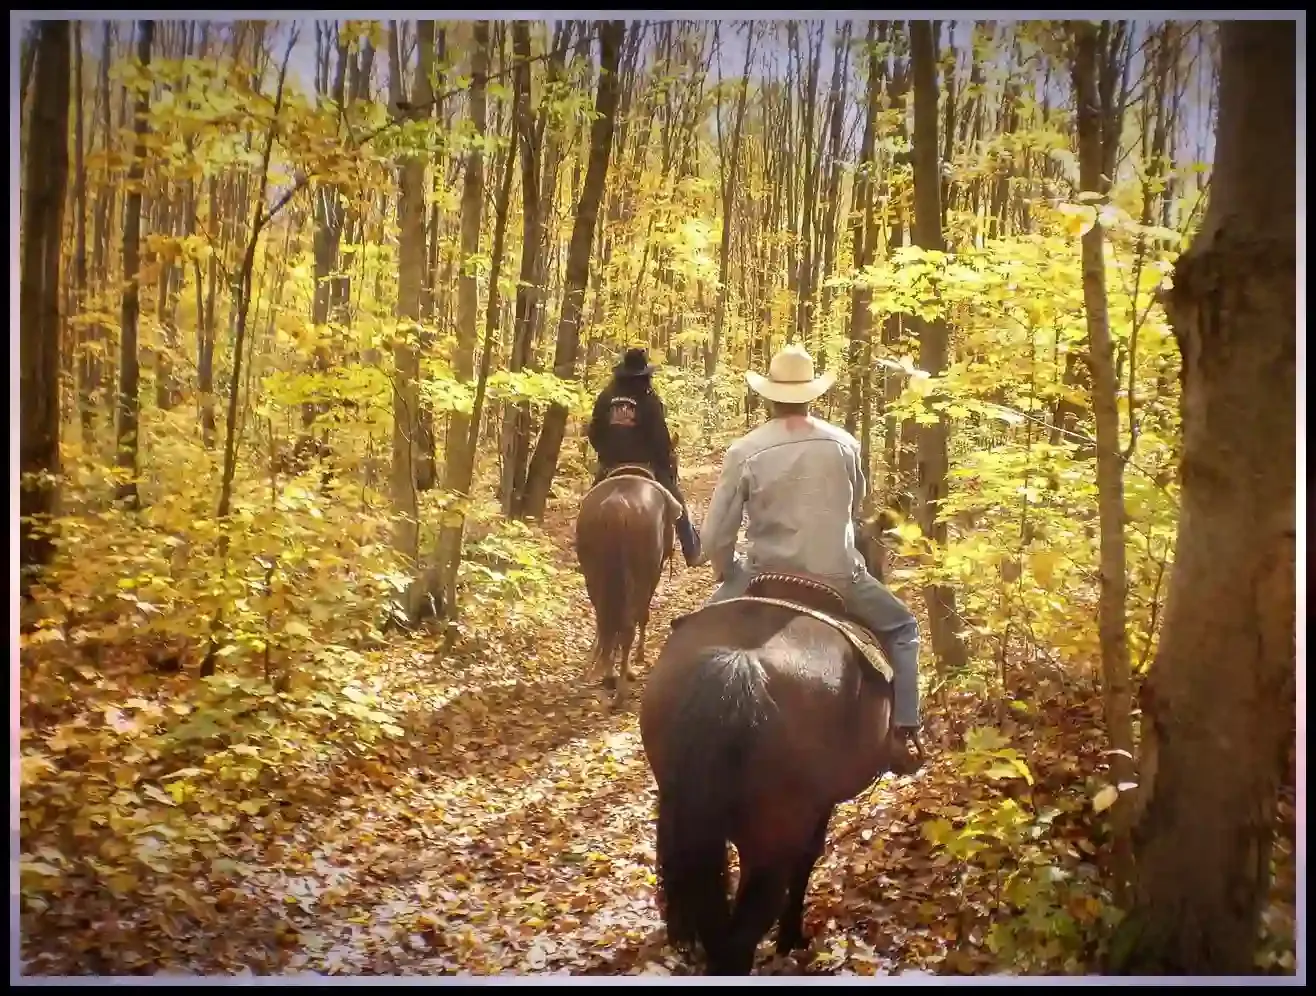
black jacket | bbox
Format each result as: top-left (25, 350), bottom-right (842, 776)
top-left (587, 378), bottom-right (675, 476)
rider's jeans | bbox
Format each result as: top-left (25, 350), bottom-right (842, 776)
top-left (708, 554), bottom-right (922, 727)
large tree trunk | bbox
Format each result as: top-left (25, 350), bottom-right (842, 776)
top-left (520, 20), bottom-right (627, 521)
top-left (114, 20), bottom-right (155, 510)
top-left (909, 20), bottom-right (968, 672)
top-left (19, 20), bottom-right (72, 589)
top-left (1071, 19), bottom-right (1137, 825)
top-left (1107, 21), bottom-right (1296, 976)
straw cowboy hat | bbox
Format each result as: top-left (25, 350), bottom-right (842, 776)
top-left (745, 343), bottom-right (836, 404)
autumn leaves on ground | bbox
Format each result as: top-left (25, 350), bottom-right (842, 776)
top-left (17, 455), bottom-right (1186, 978)
top-left (18, 463), bottom-right (967, 976)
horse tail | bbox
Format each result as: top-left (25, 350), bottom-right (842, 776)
top-left (655, 647), bottom-right (773, 960)
top-left (595, 518), bottom-right (639, 642)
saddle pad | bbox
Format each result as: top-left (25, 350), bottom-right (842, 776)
top-left (583, 472), bottom-right (683, 520)
top-left (674, 595), bottom-right (894, 683)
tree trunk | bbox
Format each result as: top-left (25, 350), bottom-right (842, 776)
top-left (707, 21), bottom-right (755, 380)
top-left (71, 22), bottom-right (94, 443)
top-left (19, 20), bottom-right (72, 588)
top-left (520, 21), bottom-right (627, 520)
top-left (501, 20), bottom-right (567, 517)
top-left (1071, 18), bottom-right (1136, 812)
top-left (114, 20), bottom-right (155, 510)
top-left (1107, 20), bottom-right (1296, 976)
top-left (437, 89), bottom-right (520, 618)
top-left (909, 19), bottom-right (968, 672)
top-left (444, 20), bottom-right (489, 522)
top-left (388, 19), bottom-right (438, 623)
top-left (844, 21), bottom-right (880, 442)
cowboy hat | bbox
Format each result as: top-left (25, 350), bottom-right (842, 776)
top-left (745, 343), bottom-right (836, 404)
top-left (613, 346), bottom-right (659, 378)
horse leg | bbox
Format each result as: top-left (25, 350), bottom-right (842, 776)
top-left (709, 863), bottom-right (789, 975)
top-left (613, 625), bottom-right (636, 709)
top-left (600, 630), bottom-right (618, 690)
top-left (635, 609), bottom-right (649, 670)
top-left (775, 807), bottom-right (833, 954)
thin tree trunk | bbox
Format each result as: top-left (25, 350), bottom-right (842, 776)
top-left (114, 20), bottom-right (155, 510)
top-left (845, 21), bottom-right (880, 452)
top-left (707, 21), bottom-right (755, 381)
top-left (520, 21), bottom-right (627, 520)
top-left (388, 19), bottom-right (438, 622)
top-left (909, 19), bottom-right (968, 672)
top-left (437, 86), bottom-right (519, 618)
top-left (1072, 19), bottom-right (1136, 828)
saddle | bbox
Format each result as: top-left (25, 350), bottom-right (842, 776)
top-left (584, 464), bottom-right (684, 522)
top-left (673, 571), bottom-right (893, 683)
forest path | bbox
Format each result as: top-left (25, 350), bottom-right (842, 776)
top-left (217, 461), bottom-right (950, 977)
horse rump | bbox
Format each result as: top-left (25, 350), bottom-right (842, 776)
top-left (652, 646), bottom-right (773, 961)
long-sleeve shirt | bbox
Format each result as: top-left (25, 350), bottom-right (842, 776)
top-left (700, 414), bottom-right (867, 584)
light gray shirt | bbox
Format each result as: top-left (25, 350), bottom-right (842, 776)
top-left (701, 414), bottom-right (867, 584)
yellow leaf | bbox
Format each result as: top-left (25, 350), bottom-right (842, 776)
top-left (1092, 784), bottom-right (1119, 814)
top-left (21, 859), bottom-right (63, 878)
top-left (143, 784), bottom-right (176, 807)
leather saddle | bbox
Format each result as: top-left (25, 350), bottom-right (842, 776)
top-left (601, 463), bottom-right (657, 483)
top-left (675, 571), bottom-right (893, 682)
top-left (586, 464), bottom-right (678, 564)
top-left (744, 571), bottom-right (848, 616)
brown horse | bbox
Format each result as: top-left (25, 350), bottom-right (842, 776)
top-left (639, 531), bottom-right (900, 975)
top-left (574, 455), bottom-right (682, 709)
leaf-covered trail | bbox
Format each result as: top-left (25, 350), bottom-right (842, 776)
top-left (23, 463), bottom-right (986, 977)
top-left (228, 462), bottom-right (948, 978)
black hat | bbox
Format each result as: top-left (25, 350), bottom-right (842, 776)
top-left (613, 347), bottom-right (658, 378)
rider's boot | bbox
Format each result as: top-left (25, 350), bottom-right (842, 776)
top-left (887, 725), bottom-right (925, 776)
top-left (675, 514), bottom-right (703, 567)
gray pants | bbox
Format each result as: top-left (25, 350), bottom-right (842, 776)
top-left (709, 555), bottom-right (922, 728)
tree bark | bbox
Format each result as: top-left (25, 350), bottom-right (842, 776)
top-left (707, 21), bottom-right (755, 380)
top-left (444, 20), bottom-right (489, 522)
top-left (388, 19), bottom-right (438, 623)
top-left (844, 21), bottom-right (880, 443)
top-left (1071, 18), bottom-right (1137, 810)
top-left (500, 21), bottom-right (569, 518)
top-left (1107, 20), bottom-right (1296, 976)
top-left (114, 20), bottom-right (155, 510)
top-left (520, 20), bottom-right (627, 520)
top-left (437, 88), bottom-right (519, 618)
top-left (19, 20), bottom-right (72, 588)
top-left (909, 19), bottom-right (968, 672)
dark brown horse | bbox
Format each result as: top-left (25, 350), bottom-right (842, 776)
top-left (575, 454), bottom-right (682, 708)
top-left (639, 526), bottom-right (900, 975)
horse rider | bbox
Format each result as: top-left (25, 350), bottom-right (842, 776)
top-left (587, 347), bottom-right (703, 568)
top-left (699, 343), bottom-right (925, 775)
